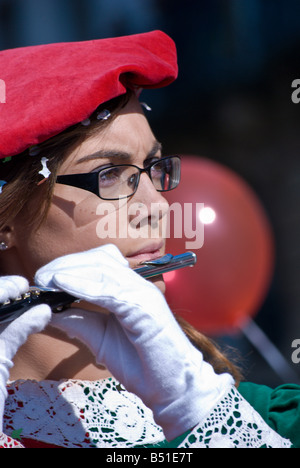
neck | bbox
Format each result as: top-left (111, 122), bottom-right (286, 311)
top-left (10, 326), bottom-right (112, 382)
top-left (0, 247), bottom-right (35, 283)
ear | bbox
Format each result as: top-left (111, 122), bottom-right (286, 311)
top-left (0, 225), bottom-right (16, 251)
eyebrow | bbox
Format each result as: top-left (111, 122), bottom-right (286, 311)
top-left (76, 141), bottom-right (162, 164)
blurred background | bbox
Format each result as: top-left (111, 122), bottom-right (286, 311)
top-left (1, 0), bottom-right (300, 387)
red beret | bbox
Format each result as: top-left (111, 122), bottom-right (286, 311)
top-left (0, 30), bottom-right (177, 160)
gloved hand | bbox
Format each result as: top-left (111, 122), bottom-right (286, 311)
top-left (0, 276), bottom-right (51, 432)
top-left (36, 244), bottom-right (234, 441)
top-left (0, 276), bottom-right (29, 303)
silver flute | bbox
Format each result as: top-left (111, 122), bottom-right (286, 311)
top-left (0, 251), bottom-right (196, 324)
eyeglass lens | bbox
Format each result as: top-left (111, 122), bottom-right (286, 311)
top-left (98, 157), bottom-right (180, 200)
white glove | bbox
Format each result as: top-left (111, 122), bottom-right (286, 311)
top-left (0, 276), bottom-right (29, 303)
top-left (0, 276), bottom-right (51, 432)
top-left (36, 244), bottom-right (234, 441)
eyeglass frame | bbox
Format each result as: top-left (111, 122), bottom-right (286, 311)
top-left (56, 155), bottom-right (181, 201)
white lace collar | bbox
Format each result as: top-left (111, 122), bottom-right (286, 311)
top-left (4, 377), bottom-right (164, 448)
top-left (4, 378), bottom-right (292, 448)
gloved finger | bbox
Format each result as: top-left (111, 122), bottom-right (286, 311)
top-left (50, 307), bottom-right (108, 347)
top-left (50, 307), bottom-right (107, 325)
top-left (11, 304), bottom-right (52, 335)
top-left (0, 276), bottom-right (29, 303)
top-left (0, 304), bottom-right (52, 359)
top-left (35, 244), bottom-right (129, 289)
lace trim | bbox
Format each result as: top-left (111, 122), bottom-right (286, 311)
top-left (4, 378), bottom-right (163, 448)
top-left (178, 386), bottom-right (291, 448)
top-left (3, 378), bottom-right (291, 448)
top-left (0, 432), bottom-right (24, 448)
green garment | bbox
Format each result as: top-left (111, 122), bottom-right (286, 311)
top-left (139, 382), bottom-right (300, 448)
top-left (239, 382), bottom-right (300, 448)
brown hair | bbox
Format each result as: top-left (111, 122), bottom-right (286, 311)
top-left (177, 316), bottom-right (242, 383)
top-left (0, 90), bottom-right (242, 384)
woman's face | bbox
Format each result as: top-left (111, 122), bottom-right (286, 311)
top-left (11, 95), bottom-right (169, 291)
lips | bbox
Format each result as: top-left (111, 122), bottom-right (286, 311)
top-left (126, 241), bottom-right (165, 267)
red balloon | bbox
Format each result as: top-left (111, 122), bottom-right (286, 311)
top-left (164, 156), bottom-right (275, 335)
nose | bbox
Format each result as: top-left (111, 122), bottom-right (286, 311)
top-left (128, 172), bottom-right (169, 230)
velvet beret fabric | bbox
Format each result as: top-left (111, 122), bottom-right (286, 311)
top-left (0, 30), bottom-right (177, 160)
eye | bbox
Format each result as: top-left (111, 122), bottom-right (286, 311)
top-left (150, 159), bottom-right (167, 178)
top-left (98, 166), bottom-right (121, 187)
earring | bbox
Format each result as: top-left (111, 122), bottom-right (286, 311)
top-left (0, 241), bottom-right (8, 251)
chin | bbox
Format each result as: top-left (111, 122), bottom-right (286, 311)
top-left (149, 274), bottom-right (166, 294)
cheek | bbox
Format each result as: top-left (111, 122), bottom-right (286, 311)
top-left (95, 199), bottom-right (130, 241)
top-left (21, 197), bottom-right (106, 270)
top-left (29, 197), bottom-right (133, 267)
top-left (45, 196), bottom-right (112, 250)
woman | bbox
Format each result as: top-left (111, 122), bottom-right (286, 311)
top-left (0, 31), bottom-right (293, 448)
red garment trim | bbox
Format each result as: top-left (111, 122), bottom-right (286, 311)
top-left (21, 438), bottom-right (64, 449)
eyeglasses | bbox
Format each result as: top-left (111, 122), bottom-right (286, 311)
top-left (56, 156), bottom-right (181, 200)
